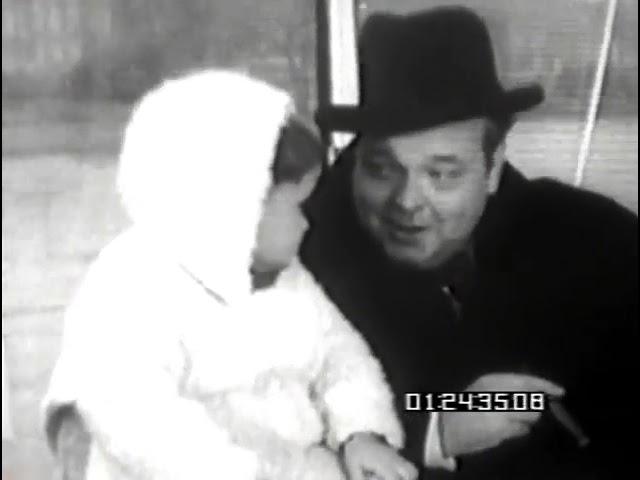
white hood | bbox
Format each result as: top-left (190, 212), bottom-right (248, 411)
top-left (117, 70), bottom-right (293, 304)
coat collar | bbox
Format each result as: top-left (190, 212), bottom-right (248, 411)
top-left (472, 162), bottom-right (530, 269)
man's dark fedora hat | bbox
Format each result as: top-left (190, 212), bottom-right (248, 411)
top-left (316, 6), bottom-right (545, 136)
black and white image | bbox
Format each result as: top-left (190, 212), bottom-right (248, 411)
top-left (2, 1), bottom-right (637, 479)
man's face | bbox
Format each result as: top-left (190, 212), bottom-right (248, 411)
top-left (352, 118), bottom-right (504, 269)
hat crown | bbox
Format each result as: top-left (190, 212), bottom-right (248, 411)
top-left (315, 6), bottom-right (544, 135)
top-left (359, 7), bottom-right (503, 112)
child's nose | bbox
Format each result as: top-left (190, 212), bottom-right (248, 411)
top-left (299, 215), bottom-right (310, 232)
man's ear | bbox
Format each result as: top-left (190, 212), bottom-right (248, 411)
top-left (487, 141), bottom-right (507, 194)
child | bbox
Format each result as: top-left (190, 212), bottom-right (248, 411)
top-left (43, 70), bottom-right (417, 480)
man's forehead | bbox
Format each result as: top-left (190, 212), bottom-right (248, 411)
top-left (359, 118), bottom-right (487, 156)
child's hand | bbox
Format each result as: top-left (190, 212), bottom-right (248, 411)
top-left (342, 433), bottom-right (418, 480)
top-left (302, 445), bottom-right (345, 480)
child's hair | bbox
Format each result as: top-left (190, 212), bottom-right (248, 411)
top-left (271, 116), bottom-right (325, 185)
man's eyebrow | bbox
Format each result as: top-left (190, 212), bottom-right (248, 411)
top-left (430, 154), bottom-right (462, 164)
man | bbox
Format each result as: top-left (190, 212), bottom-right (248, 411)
top-left (302, 7), bottom-right (638, 479)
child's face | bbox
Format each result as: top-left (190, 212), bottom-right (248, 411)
top-left (252, 166), bottom-right (321, 273)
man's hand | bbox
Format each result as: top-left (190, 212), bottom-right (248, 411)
top-left (440, 373), bottom-right (565, 457)
top-left (342, 432), bottom-right (418, 480)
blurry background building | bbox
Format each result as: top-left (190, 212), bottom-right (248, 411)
top-left (2, 1), bottom-right (637, 478)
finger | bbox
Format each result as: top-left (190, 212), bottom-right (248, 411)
top-left (386, 467), bottom-right (403, 480)
top-left (369, 463), bottom-right (401, 480)
top-left (504, 420), bottom-right (531, 440)
top-left (346, 459), bottom-right (366, 480)
top-left (505, 410), bottom-right (542, 423)
top-left (515, 374), bottom-right (565, 396)
top-left (361, 473), bottom-right (378, 480)
top-left (397, 460), bottom-right (419, 480)
top-left (364, 474), bottom-right (386, 480)
top-left (398, 466), bottom-right (418, 480)
top-left (388, 449), bottom-right (419, 480)
top-left (490, 373), bottom-right (565, 396)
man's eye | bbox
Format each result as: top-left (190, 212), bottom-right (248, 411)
top-left (427, 169), bottom-right (464, 186)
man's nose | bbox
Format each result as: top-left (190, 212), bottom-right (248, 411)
top-left (392, 175), bottom-right (428, 213)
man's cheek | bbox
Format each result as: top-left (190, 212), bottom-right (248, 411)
top-left (440, 203), bottom-right (484, 240)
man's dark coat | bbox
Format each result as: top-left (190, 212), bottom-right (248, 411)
top-left (301, 148), bottom-right (638, 479)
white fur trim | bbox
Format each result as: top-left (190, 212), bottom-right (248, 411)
top-left (117, 70), bottom-right (293, 304)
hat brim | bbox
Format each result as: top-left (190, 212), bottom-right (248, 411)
top-left (316, 84), bottom-right (544, 136)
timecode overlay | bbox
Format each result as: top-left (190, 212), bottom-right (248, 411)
top-left (404, 392), bottom-right (548, 412)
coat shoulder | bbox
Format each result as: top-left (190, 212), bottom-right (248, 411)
top-left (518, 178), bottom-right (637, 254)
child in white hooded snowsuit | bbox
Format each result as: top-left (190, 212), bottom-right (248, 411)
top-left (43, 70), bottom-right (417, 480)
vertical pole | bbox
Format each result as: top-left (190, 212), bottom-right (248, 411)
top-left (2, 338), bottom-right (13, 440)
top-left (316, 0), bottom-right (360, 163)
top-left (574, 0), bottom-right (618, 187)
top-left (316, 0), bottom-right (332, 149)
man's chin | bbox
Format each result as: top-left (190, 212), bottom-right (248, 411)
top-left (383, 243), bottom-right (437, 269)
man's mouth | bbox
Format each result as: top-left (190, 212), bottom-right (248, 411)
top-left (382, 217), bottom-right (430, 237)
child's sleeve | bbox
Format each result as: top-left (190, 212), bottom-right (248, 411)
top-left (308, 275), bottom-right (404, 451)
top-left (44, 270), bottom-right (259, 480)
